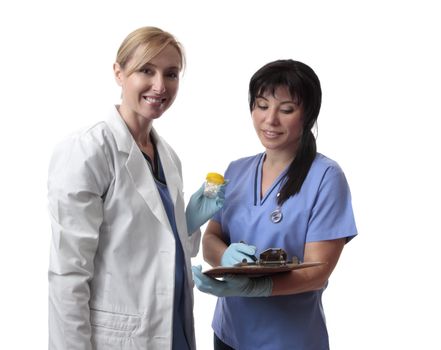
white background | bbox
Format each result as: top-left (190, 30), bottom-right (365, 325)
top-left (1, 0), bottom-right (440, 348)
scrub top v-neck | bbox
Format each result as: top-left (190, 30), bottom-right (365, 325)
top-left (253, 153), bottom-right (288, 206)
top-left (142, 148), bottom-right (190, 350)
top-left (211, 152), bottom-right (357, 350)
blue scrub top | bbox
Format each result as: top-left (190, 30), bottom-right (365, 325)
top-left (143, 151), bottom-right (190, 350)
top-left (212, 153), bottom-right (357, 350)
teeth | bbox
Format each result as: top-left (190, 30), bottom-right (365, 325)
top-left (143, 96), bottom-right (164, 104)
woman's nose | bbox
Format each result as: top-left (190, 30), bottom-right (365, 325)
top-left (265, 108), bottom-right (279, 124)
top-left (152, 75), bottom-right (166, 94)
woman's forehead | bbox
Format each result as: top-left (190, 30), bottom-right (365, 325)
top-left (130, 44), bottom-right (182, 69)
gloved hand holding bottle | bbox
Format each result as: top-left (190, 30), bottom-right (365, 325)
top-left (192, 265), bottom-right (273, 297)
top-left (185, 180), bottom-right (226, 235)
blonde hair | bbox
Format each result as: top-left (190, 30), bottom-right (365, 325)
top-left (116, 26), bottom-right (185, 75)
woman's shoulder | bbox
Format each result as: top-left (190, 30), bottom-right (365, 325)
top-left (56, 106), bottom-right (126, 151)
top-left (57, 106), bottom-right (130, 149)
top-left (49, 118), bottom-right (121, 184)
top-left (54, 121), bottom-right (113, 156)
top-left (312, 153), bottom-right (344, 173)
top-left (229, 153), bottom-right (262, 167)
top-left (48, 121), bottom-right (114, 190)
top-left (226, 153), bottom-right (262, 173)
top-left (307, 153), bottom-right (351, 190)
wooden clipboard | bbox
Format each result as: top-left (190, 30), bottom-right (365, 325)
top-left (203, 261), bottom-right (324, 278)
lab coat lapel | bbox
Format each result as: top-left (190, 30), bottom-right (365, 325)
top-left (106, 107), bottom-right (171, 231)
top-left (125, 144), bottom-right (171, 229)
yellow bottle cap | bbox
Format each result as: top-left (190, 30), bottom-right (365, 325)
top-left (206, 172), bottom-right (225, 185)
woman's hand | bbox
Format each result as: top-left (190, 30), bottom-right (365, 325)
top-left (192, 265), bottom-right (272, 297)
top-left (185, 183), bottom-right (225, 235)
top-left (221, 242), bottom-right (257, 267)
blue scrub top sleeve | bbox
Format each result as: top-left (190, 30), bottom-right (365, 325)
top-left (306, 165), bottom-right (357, 242)
top-left (212, 210), bottom-right (222, 224)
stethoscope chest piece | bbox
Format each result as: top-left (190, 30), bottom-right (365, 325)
top-left (270, 207), bottom-right (283, 224)
top-left (270, 192), bottom-right (283, 224)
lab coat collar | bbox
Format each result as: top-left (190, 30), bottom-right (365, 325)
top-left (106, 105), bottom-right (134, 154)
top-left (106, 105), bottom-right (181, 229)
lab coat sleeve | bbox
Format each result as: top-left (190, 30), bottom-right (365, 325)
top-left (47, 132), bottom-right (111, 350)
top-left (188, 228), bottom-right (202, 256)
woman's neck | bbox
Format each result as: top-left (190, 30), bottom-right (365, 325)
top-left (116, 105), bottom-right (155, 163)
top-left (260, 150), bottom-right (296, 198)
top-left (263, 149), bottom-right (296, 171)
top-left (117, 105), bottom-right (153, 146)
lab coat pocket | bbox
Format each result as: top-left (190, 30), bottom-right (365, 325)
top-left (90, 308), bottom-right (141, 346)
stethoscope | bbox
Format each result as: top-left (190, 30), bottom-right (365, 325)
top-left (270, 193), bottom-right (283, 224)
top-left (254, 154), bottom-right (285, 224)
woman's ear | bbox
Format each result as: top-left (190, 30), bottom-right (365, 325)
top-left (113, 63), bottom-right (123, 86)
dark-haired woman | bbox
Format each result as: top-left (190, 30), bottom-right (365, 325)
top-left (192, 59), bottom-right (357, 350)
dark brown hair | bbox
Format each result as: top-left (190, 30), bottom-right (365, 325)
top-left (249, 59), bottom-right (322, 205)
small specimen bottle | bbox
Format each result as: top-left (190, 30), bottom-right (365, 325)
top-left (204, 172), bottom-right (225, 198)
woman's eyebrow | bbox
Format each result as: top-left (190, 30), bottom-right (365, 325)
top-left (256, 96), bottom-right (298, 105)
top-left (280, 100), bottom-right (298, 105)
top-left (139, 62), bottom-right (180, 70)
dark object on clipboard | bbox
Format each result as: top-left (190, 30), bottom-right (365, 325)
top-left (203, 248), bottom-right (324, 278)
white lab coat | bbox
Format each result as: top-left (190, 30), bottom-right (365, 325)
top-left (48, 106), bottom-right (200, 350)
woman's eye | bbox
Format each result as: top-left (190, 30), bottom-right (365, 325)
top-left (140, 68), bottom-right (153, 75)
top-left (166, 71), bottom-right (179, 80)
top-left (256, 104), bottom-right (268, 110)
top-left (281, 109), bottom-right (294, 114)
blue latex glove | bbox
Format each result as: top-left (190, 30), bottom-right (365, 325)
top-left (221, 243), bottom-right (257, 267)
top-left (192, 265), bottom-right (273, 297)
top-left (186, 183), bottom-right (225, 235)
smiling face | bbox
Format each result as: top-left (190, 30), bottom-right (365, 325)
top-left (114, 44), bottom-right (181, 123)
top-left (251, 85), bottom-right (304, 156)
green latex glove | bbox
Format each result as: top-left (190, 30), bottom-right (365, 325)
top-left (221, 243), bottom-right (257, 267)
top-left (192, 265), bottom-right (273, 297)
top-left (186, 183), bottom-right (225, 235)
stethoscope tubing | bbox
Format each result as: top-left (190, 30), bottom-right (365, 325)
top-left (253, 154), bottom-right (285, 224)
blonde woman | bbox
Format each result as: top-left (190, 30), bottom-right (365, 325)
top-left (48, 27), bottom-right (223, 350)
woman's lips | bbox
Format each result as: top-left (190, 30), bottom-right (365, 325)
top-left (143, 96), bottom-right (166, 105)
top-left (262, 129), bottom-right (282, 138)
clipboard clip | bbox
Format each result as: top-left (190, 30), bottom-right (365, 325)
top-left (236, 248), bottom-right (299, 267)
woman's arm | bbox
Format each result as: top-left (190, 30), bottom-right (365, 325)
top-left (271, 238), bottom-right (345, 296)
top-left (203, 221), bottom-right (346, 297)
top-left (202, 220), bottom-right (228, 267)
top-left (48, 134), bottom-right (111, 350)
